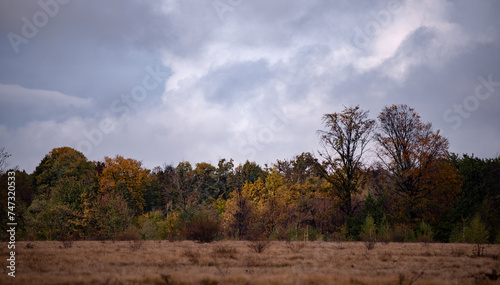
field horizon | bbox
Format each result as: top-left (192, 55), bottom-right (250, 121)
top-left (1, 240), bottom-right (499, 284)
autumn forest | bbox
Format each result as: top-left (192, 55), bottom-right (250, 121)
top-left (1, 104), bottom-right (499, 245)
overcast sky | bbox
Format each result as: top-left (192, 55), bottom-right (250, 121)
top-left (1, 0), bottom-right (499, 172)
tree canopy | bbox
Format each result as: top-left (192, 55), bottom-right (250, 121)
top-left (1, 105), bottom-right (499, 244)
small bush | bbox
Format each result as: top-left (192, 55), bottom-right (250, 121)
top-left (248, 240), bottom-right (270, 254)
top-left (306, 227), bottom-right (322, 241)
top-left (360, 215), bottom-right (376, 250)
top-left (93, 194), bottom-right (132, 240)
top-left (377, 215), bottom-right (391, 244)
top-left (269, 227), bottom-right (289, 241)
top-left (212, 245), bottom-right (238, 259)
top-left (60, 231), bottom-right (75, 248)
top-left (114, 225), bottom-right (141, 241)
top-left (183, 210), bottom-right (220, 243)
top-left (417, 221), bottom-right (433, 244)
top-left (139, 219), bottom-right (159, 240)
top-left (406, 228), bottom-right (417, 242)
top-left (392, 225), bottom-right (408, 242)
top-left (466, 215), bottom-right (489, 256)
top-left (449, 224), bottom-right (466, 243)
top-left (59, 240), bottom-right (73, 249)
top-left (129, 239), bottom-right (144, 251)
top-left (137, 210), bottom-right (165, 240)
top-left (332, 223), bottom-right (350, 241)
top-left (213, 259), bottom-right (230, 277)
top-left (284, 226), bottom-right (321, 241)
top-left (363, 238), bottom-right (376, 250)
top-left (361, 215), bottom-right (376, 237)
top-left (162, 211), bottom-right (183, 241)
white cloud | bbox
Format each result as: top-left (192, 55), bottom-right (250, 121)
top-left (366, 0), bottom-right (497, 82)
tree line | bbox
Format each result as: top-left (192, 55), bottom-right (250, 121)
top-left (1, 104), bottom-right (499, 244)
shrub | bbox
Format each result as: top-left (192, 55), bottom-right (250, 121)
top-left (406, 228), bottom-right (417, 242)
top-left (222, 192), bottom-right (255, 240)
top-left (183, 209), bottom-right (220, 243)
top-left (360, 215), bottom-right (376, 250)
top-left (246, 220), bottom-right (268, 241)
top-left (129, 239), bottom-right (144, 251)
top-left (332, 222), bottom-right (350, 241)
top-left (417, 221), bottom-right (434, 243)
top-left (284, 226), bottom-right (321, 241)
top-left (285, 226), bottom-right (299, 241)
top-left (212, 245), bottom-right (238, 259)
top-left (138, 218), bottom-right (159, 240)
top-left (61, 240), bottom-right (73, 249)
top-left (392, 225), bottom-right (408, 242)
top-left (137, 210), bottom-right (165, 240)
top-left (92, 194), bottom-right (132, 240)
top-left (24, 200), bottom-right (78, 240)
top-left (361, 215), bottom-right (376, 237)
top-left (465, 214), bottom-right (489, 256)
top-left (449, 224), bottom-right (466, 243)
top-left (306, 227), bottom-right (322, 241)
top-left (114, 225), bottom-right (141, 241)
top-left (269, 227), bottom-right (289, 241)
top-left (248, 240), bottom-right (270, 253)
top-left (364, 238), bottom-right (376, 250)
top-left (377, 215), bottom-right (391, 244)
top-left (161, 211), bottom-right (183, 241)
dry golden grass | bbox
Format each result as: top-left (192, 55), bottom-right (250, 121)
top-left (1, 240), bottom-right (499, 284)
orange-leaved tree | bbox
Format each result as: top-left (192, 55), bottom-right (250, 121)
top-left (98, 155), bottom-right (150, 215)
top-left (375, 104), bottom-right (457, 226)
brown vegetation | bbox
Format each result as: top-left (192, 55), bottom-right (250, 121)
top-left (1, 241), bottom-right (499, 284)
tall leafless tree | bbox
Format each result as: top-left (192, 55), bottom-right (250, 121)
top-left (317, 106), bottom-right (376, 217)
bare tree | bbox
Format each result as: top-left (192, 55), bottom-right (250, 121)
top-left (0, 147), bottom-right (11, 174)
top-left (317, 106), bottom-right (376, 217)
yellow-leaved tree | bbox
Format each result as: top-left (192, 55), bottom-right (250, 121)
top-left (98, 155), bottom-right (150, 215)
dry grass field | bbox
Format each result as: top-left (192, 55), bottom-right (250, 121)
top-left (1, 240), bottom-right (499, 284)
